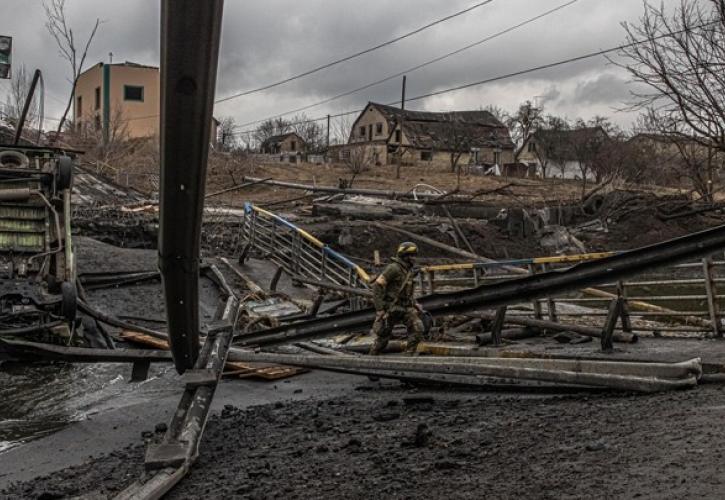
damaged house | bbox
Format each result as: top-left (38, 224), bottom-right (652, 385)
top-left (517, 127), bottom-right (609, 181)
top-left (330, 102), bottom-right (514, 169)
top-left (260, 132), bottom-right (306, 163)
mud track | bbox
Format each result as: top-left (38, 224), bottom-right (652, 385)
top-left (3, 381), bottom-right (725, 499)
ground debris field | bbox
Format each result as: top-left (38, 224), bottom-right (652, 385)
top-left (4, 381), bottom-right (725, 499)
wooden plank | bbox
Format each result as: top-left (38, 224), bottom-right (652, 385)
top-left (120, 331), bottom-right (306, 380)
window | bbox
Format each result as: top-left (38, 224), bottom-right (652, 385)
top-left (359, 126), bottom-right (366, 138)
top-left (420, 151), bottom-right (432, 161)
top-left (76, 96), bottom-right (82, 118)
top-left (375, 122), bottom-right (383, 135)
top-left (290, 140), bottom-right (296, 151)
top-left (94, 87), bottom-right (101, 110)
top-left (527, 141), bottom-right (536, 152)
top-left (341, 149), bottom-right (351, 160)
top-left (124, 85), bottom-right (144, 101)
top-left (395, 130), bottom-right (401, 143)
top-left (94, 115), bottom-right (101, 130)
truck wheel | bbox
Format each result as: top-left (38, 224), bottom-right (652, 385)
top-left (61, 281), bottom-right (77, 322)
top-left (56, 156), bottom-right (73, 191)
top-left (0, 150), bottom-right (30, 168)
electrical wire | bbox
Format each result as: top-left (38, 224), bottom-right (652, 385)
top-left (214, 0), bottom-right (496, 103)
top-left (231, 0), bottom-right (580, 131)
top-left (229, 20), bottom-right (718, 138)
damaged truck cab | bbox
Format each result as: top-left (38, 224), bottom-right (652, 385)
top-left (0, 144), bottom-right (77, 343)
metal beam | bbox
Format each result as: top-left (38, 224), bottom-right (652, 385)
top-left (236, 224), bottom-right (725, 348)
top-left (158, 0), bottom-right (224, 373)
top-left (0, 338), bottom-right (172, 363)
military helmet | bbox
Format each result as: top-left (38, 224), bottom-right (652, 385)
top-left (397, 241), bottom-right (419, 257)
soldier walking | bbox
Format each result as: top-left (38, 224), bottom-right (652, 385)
top-left (369, 241), bottom-right (424, 355)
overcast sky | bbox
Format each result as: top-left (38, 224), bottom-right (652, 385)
top-left (0, 0), bottom-right (687, 137)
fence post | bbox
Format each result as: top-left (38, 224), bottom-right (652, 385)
top-left (472, 266), bottom-right (480, 287)
top-left (617, 280), bottom-right (632, 333)
top-left (542, 263), bottom-right (558, 322)
top-left (528, 264), bottom-right (543, 320)
top-left (703, 256), bottom-right (723, 338)
top-left (490, 305), bottom-right (507, 347)
top-left (601, 297), bottom-right (624, 352)
top-left (428, 270), bottom-right (436, 294)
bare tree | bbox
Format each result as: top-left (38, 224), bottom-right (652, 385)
top-left (4, 64), bottom-right (37, 130)
top-left (254, 117), bottom-right (292, 147)
top-left (43, 0), bottom-right (100, 138)
top-left (570, 119), bottom-right (610, 197)
top-left (637, 109), bottom-right (722, 201)
top-left (291, 113), bottom-right (324, 153)
top-left (342, 146), bottom-right (372, 188)
top-left (506, 100), bottom-right (543, 147)
top-left (78, 106), bottom-right (130, 172)
top-left (331, 114), bottom-right (353, 145)
top-left (254, 119), bottom-right (276, 146)
top-left (531, 115), bottom-right (570, 179)
top-left (618, 0), bottom-right (725, 151)
top-left (483, 104), bottom-right (508, 124)
top-left (217, 116), bottom-right (237, 152)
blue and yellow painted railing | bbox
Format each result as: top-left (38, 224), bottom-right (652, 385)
top-left (243, 202), bottom-right (371, 284)
top-left (242, 202), bottom-right (622, 290)
top-left (420, 252), bottom-right (621, 274)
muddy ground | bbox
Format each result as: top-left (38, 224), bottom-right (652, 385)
top-left (4, 381), bottom-right (725, 499)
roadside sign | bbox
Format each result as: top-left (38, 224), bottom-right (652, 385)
top-left (0, 36), bottom-right (11, 79)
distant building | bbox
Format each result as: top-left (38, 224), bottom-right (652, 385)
top-left (74, 61), bottom-right (218, 144)
top-left (517, 127), bottom-right (609, 180)
top-left (329, 102), bottom-right (515, 168)
top-left (260, 132), bottom-right (306, 162)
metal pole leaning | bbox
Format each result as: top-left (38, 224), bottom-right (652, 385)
top-left (156, 0), bottom-right (224, 373)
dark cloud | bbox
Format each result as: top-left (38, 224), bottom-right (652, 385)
top-left (0, 0), bottom-right (683, 132)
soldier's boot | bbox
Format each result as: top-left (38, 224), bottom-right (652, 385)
top-left (368, 336), bottom-right (389, 356)
top-left (404, 309), bottom-right (424, 354)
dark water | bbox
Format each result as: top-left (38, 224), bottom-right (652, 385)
top-left (0, 361), bottom-right (177, 453)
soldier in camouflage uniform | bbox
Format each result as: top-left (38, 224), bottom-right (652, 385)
top-left (368, 241), bottom-right (424, 355)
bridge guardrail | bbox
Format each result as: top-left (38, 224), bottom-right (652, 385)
top-left (239, 204), bottom-right (724, 336)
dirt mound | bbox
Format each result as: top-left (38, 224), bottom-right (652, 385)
top-left (309, 219), bottom-right (543, 264)
top-left (579, 190), bottom-right (725, 251)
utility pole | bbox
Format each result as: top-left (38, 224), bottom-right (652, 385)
top-left (326, 114), bottom-right (330, 150)
top-left (395, 75), bottom-right (407, 179)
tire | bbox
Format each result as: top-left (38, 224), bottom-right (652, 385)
top-left (60, 281), bottom-right (77, 322)
top-left (56, 156), bottom-right (73, 191)
top-left (0, 150), bottom-right (30, 168)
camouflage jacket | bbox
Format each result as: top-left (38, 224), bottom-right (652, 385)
top-left (371, 257), bottom-right (416, 312)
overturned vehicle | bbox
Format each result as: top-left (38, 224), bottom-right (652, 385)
top-left (0, 144), bottom-right (79, 349)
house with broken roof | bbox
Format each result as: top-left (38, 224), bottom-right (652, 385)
top-left (330, 102), bottom-right (514, 169)
top-left (260, 132), bottom-right (306, 162)
top-left (516, 127), bottom-right (608, 180)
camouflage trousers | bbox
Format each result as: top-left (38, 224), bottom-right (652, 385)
top-left (369, 307), bottom-right (423, 355)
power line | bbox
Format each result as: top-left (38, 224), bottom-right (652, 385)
top-left (214, 0), bottom-right (496, 104)
top-left (232, 0), bottom-right (580, 131)
top-left (230, 20), bottom-right (717, 138)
